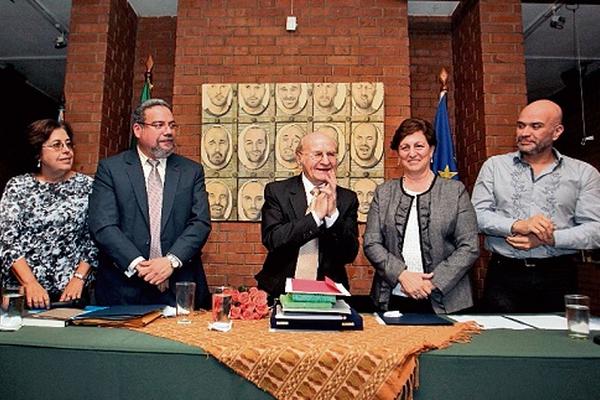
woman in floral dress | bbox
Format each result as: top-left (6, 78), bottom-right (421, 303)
top-left (0, 119), bottom-right (97, 308)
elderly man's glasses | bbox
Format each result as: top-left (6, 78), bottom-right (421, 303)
top-left (303, 151), bottom-right (337, 161)
top-left (43, 141), bottom-right (74, 152)
top-left (141, 121), bottom-right (179, 131)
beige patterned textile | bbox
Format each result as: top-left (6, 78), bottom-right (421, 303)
top-left (134, 312), bottom-right (479, 400)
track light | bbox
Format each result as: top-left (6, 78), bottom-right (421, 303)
top-left (550, 14), bottom-right (565, 30)
top-left (54, 32), bottom-right (67, 49)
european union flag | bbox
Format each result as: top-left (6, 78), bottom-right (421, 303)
top-left (432, 92), bottom-right (458, 180)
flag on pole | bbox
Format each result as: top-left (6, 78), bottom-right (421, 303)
top-left (130, 55), bottom-right (154, 149)
top-left (432, 87), bottom-right (458, 180)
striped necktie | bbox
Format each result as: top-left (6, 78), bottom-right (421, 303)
top-left (147, 159), bottom-right (168, 292)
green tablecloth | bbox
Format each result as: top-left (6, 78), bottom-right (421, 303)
top-left (0, 326), bottom-right (273, 400)
top-left (1, 325), bottom-right (599, 400)
top-left (417, 329), bottom-right (600, 400)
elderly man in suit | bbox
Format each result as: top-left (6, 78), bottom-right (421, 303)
top-left (89, 99), bottom-right (211, 307)
top-left (256, 131), bottom-right (359, 299)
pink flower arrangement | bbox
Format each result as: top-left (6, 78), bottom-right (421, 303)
top-left (223, 287), bottom-right (269, 320)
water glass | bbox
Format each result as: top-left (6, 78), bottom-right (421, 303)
top-left (0, 286), bottom-right (25, 330)
top-left (211, 286), bottom-right (233, 331)
top-left (175, 281), bottom-right (196, 325)
top-left (564, 294), bottom-right (590, 339)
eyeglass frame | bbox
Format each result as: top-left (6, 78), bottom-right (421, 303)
top-left (300, 150), bottom-right (338, 161)
top-left (42, 141), bottom-right (75, 152)
top-left (139, 121), bottom-right (179, 131)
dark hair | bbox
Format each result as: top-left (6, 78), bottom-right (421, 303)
top-left (390, 118), bottom-right (436, 151)
top-left (27, 119), bottom-right (74, 168)
top-left (132, 98), bottom-right (172, 126)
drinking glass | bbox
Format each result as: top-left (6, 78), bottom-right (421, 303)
top-left (0, 286), bottom-right (25, 330)
top-left (564, 294), bottom-right (590, 339)
top-left (175, 282), bottom-right (196, 325)
top-left (211, 286), bottom-right (233, 331)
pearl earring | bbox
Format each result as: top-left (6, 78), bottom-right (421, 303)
top-left (37, 159), bottom-right (41, 169)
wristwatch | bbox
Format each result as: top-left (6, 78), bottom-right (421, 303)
top-left (166, 253), bottom-right (182, 269)
top-left (73, 272), bottom-right (86, 281)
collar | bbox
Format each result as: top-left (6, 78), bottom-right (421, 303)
top-left (512, 148), bottom-right (563, 166)
top-left (301, 173), bottom-right (317, 196)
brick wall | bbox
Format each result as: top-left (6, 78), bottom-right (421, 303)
top-left (132, 17), bottom-right (177, 108)
top-left (65, 0), bottom-right (137, 173)
top-left (172, 0), bottom-right (412, 292)
top-left (409, 16), bottom-right (455, 140)
top-left (452, 0), bottom-right (527, 299)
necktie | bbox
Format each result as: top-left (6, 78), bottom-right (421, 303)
top-left (294, 187), bottom-right (320, 280)
top-left (147, 159), bottom-right (168, 291)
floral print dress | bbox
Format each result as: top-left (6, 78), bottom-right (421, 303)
top-left (0, 173), bottom-right (98, 295)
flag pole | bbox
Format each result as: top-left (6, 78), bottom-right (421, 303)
top-left (130, 55), bottom-right (154, 149)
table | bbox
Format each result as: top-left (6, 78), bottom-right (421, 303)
top-left (418, 329), bottom-right (600, 399)
top-left (1, 325), bottom-right (599, 400)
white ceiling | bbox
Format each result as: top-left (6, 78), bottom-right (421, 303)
top-left (0, 1), bottom-right (597, 102)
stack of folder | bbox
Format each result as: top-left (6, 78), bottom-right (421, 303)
top-left (71, 304), bottom-right (165, 328)
top-left (270, 277), bottom-right (363, 331)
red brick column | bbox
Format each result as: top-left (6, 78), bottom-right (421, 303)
top-left (64, 0), bottom-right (137, 174)
top-left (172, 0), bottom-right (412, 292)
top-left (453, 0), bottom-right (528, 298)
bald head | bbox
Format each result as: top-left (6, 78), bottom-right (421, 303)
top-left (296, 131), bottom-right (339, 185)
top-left (516, 99), bottom-right (564, 158)
top-left (521, 100), bottom-right (563, 125)
top-left (296, 131), bottom-right (338, 155)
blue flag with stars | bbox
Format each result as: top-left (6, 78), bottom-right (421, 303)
top-left (432, 92), bottom-right (458, 180)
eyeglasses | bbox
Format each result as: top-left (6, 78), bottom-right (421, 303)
top-left (43, 141), bottom-right (74, 152)
top-left (303, 151), bottom-right (338, 161)
top-left (141, 121), bottom-right (179, 131)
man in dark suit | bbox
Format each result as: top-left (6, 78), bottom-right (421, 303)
top-left (256, 131), bottom-right (359, 298)
top-left (89, 99), bottom-right (211, 307)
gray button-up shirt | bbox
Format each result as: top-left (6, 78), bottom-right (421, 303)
top-left (472, 149), bottom-right (600, 258)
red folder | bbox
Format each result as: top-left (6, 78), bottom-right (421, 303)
top-left (290, 277), bottom-right (343, 295)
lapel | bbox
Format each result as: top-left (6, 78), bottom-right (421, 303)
top-left (162, 155), bottom-right (181, 230)
top-left (288, 175), bottom-right (308, 219)
top-left (125, 150), bottom-right (150, 229)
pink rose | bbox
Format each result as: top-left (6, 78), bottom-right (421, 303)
top-left (238, 291), bottom-right (250, 305)
top-left (231, 306), bottom-right (241, 319)
top-left (241, 308), bottom-right (254, 320)
top-left (255, 303), bottom-right (269, 317)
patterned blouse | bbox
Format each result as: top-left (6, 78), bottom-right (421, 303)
top-left (0, 173), bottom-right (98, 294)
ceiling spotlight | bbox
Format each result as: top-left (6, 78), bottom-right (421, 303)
top-left (54, 33), bottom-right (67, 49)
top-left (550, 14), bottom-right (566, 30)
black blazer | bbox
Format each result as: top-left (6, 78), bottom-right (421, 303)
top-left (89, 150), bottom-right (211, 308)
top-left (256, 175), bottom-right (359, 297)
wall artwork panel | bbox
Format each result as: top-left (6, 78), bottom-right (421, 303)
top-left (201, 82), bottom-right (384, 221)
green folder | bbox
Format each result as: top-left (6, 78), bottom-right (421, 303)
top-left (290, 293), bottom-right (336, 303)
top-left (280, 294), bottom-right (334, 310)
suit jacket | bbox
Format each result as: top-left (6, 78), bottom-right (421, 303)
top-left (89, 150), bottom-right (211, 308)
top-left (363, 177), bottom-right (479, 314)
top-left (256, 175), bottom-right (359, 298)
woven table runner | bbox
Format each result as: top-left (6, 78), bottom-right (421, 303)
top-left (134, 312), bottom-right (478, 400)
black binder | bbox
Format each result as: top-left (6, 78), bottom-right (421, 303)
top-left (270, 307), bottom-right (363, 331)
top-left (377, 312), bottom-right (453, 326)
